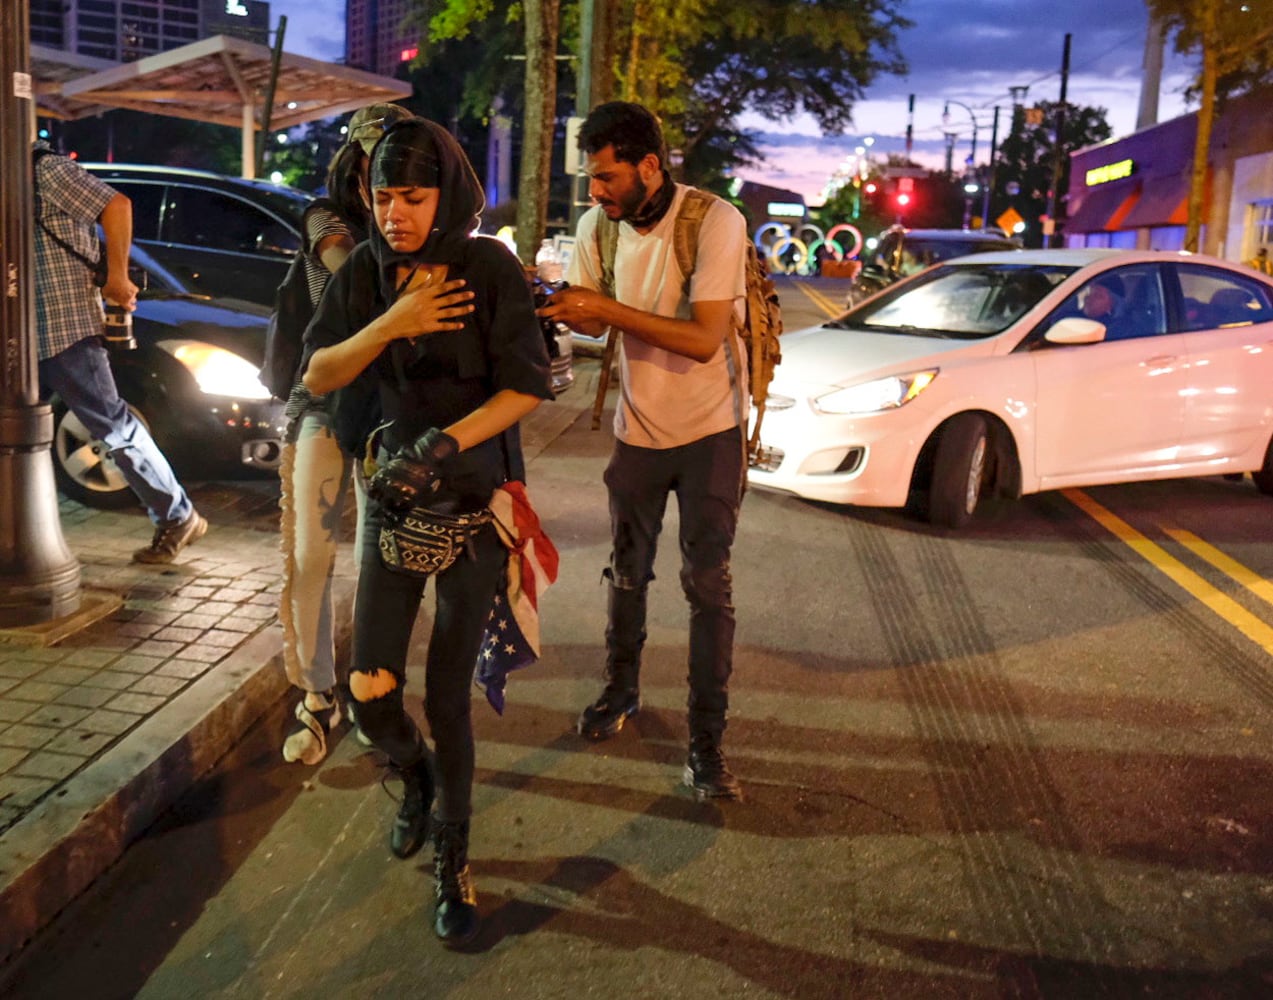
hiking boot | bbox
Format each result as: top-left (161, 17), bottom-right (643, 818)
top-left (390, 756), bottom-right (435, 859)
top-left (281, 689), bottom-right (342, 766)
top-left (434, 820), bottom-right (478, 947)
top-left (683, 745), bottom-right (743, 802)
top-left (576, 686), bottom-right (640, 740)
top-left (133, 509), bottom-right (207, 564)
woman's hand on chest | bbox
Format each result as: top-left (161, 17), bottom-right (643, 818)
top-left (378, 264), bottom-right (476, 345)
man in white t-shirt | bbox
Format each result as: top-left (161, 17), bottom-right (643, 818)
top-left (541, 102), bottom-right (748, 801)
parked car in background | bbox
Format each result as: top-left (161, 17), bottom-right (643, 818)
top-left (750, 248), bottom-right (1273, 527)
top-left (845, 226), bottom-right (1021, 306)
top-left (48, 245), bottom-right (285, 508)
top-left (83, 164), bottom-right (312, 307)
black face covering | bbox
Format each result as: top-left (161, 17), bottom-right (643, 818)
top-left (626, 168), bottom-right (675, 229)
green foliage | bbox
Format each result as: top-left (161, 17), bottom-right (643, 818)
top-left (993, 101), bottom-right (1112, 247)
top-left (1148, 0), bottom-right (1273, 97)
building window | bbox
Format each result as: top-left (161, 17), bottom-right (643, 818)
top-left (1249, 200), bottom-right (1273, 257)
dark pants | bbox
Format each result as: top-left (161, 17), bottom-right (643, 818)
top-left (351, 505), bottom-right (504, 823)
top-left (603, 426), bottom-right (744, 743)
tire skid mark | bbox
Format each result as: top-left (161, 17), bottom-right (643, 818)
top-left (914, 531), bottom-right (1117, 958)
top-left (847, 518), bottom-right (1116, 973)
top-left (1039, 495), bottom-right (1273, 711)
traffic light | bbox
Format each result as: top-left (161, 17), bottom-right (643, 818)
top-left (896, 192), bottom-right (911, 208)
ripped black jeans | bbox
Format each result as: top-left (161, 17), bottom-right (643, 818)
top-left (350, 503), bottom-right (504, 823)
top-left (602, 426), bottom-right (744, 742)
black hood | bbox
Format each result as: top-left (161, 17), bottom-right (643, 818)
top-left (367, 118), bottom-right (485, 283)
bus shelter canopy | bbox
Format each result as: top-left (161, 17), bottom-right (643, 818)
top-left (33, 34), bottom-right (411, 177)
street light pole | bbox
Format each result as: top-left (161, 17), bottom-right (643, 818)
top-left (0, 0), bottom-right (82, 626)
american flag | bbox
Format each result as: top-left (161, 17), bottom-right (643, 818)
top-left (474, 481), bottom-right (559, 713)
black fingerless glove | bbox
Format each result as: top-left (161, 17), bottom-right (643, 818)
top-left (368, 427), bottom-right (459, 513)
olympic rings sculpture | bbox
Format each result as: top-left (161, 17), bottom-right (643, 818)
top-left (754, 221), bottom-right (862, 275)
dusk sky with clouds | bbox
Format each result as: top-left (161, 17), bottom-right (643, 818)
top-left (267, 0), bottom-right (1197, 204)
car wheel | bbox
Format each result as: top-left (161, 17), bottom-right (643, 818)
top-left (51, 400), bottom-right (149, 509)
top-left (929, 414), bottom-right (989, 529)
top-left (1254, 437), bottom-right (1273, 496)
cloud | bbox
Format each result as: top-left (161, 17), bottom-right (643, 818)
top-left (738, 0), bottom-right (1200, 202)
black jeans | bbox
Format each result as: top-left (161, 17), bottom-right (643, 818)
top-left (350, 504), bottom-right (504, 823)
top-left (603, 426), bottom-right (744, 742)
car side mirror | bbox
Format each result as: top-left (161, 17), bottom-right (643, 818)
top-left (1044, 316), bottom-right (1106, 345)
top-left (127, 264), bottom-right (149, 292)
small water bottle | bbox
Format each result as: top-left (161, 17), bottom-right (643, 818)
top-left (535, 239), bottom-right (563, 283)
top-left (102, 298), bottom-right (137, 350)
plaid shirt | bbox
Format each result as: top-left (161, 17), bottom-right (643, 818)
top-left (33, 143), bottom-right (116, 361)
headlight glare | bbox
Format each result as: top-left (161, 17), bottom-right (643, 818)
top-left (158, 340), bottom-right (271, 400)
top-left (814, 369), bottom-right (938, 414)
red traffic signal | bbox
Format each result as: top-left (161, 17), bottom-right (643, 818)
top-left (896, 192), bottom-right (911, 207)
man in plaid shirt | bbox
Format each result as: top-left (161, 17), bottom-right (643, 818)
top-left (33, 141), bottom-right (206, 563)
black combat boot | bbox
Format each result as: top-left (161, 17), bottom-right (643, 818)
top-left (389, 755), bottom-right (434, 859)
top-left (576, 583), bottom-right (645, 740)
top-left (684, 733), bottom-right (743, 802)
top-left (433, 819), bottom-right (479, 946)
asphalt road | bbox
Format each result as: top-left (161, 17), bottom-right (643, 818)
top-left (2, 275), bottom-right (1271, 998)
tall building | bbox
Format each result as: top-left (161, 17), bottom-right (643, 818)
top-left (31, 0), bottom-right (270, 63)
top-left (345, 0), bottom-right (417, 77)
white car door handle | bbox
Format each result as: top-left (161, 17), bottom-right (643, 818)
top-left (1145, 354), bottom-right (1180, 365)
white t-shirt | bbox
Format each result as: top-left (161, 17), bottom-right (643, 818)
top-left (568, 184), bottom-right (748, 449)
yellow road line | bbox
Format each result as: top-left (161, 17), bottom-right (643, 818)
top-left (1161, 526), bottom-right (1273, 610)
top-left (1063, 488), bottom-right (1273, 656)
top-left (790, 280), bottom-right (842, 318)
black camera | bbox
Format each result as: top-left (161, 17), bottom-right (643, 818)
top-left (531, 278), bottom-right (568, 359)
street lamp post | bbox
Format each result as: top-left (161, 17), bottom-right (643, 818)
top-left (0, 0), bottom-right (82, 625)
top-left (943, 100), bottom-right (981, 228)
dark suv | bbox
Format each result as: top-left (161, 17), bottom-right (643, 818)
top-left (846, 226), bottom-right (1020, 306)
top-left (83, 164), bottom-right (313, 307)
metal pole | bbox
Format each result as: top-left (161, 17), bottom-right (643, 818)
top-left (569, 0), bottom-right (597, 231)
top-left (0, 0), bottom-right (82, 626)
top-left (982, 106), bottom-right (1000, 230)
top-left (1045, 33), bottom-right (1071, 248)
top-left (255, 15), bottom-right (287, 180)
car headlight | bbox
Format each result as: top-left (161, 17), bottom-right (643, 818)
top-left (814, 369), bottom-right (938, 415)
top-left (157, 340), bottom-right (271, 400)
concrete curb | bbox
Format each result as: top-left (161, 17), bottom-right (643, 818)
top-left (0, 578), bottom-right (356, 964)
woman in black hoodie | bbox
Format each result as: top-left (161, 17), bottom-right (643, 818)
top-left (302, 118), bottom-right (552, 946)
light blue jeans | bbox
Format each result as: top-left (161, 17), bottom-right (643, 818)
top-left (278, 409), bottom-right (367, 693)
top-left (40, 336), bottom-right (191, 525)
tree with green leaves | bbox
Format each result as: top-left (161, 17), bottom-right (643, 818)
top-left (993, 101), bottom-right (1111, 248)
top-left (1147, 0), bottom-right (1273, 251)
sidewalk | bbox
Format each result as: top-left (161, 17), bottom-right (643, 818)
top-left (0, 360), bottom-right (600, 964)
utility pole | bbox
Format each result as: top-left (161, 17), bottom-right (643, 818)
top-left (905, 93), bottom-right (914, 160)
top-left (568, 0), bottom-right (597, 230)
top-left (255, 15), bottom-right (286, 180)
top-left (982, 105), bottom-right (1000, 231)
top-left (0, 0), bottom-right (83, 626)
top-left (1045, 33), bottom-right (1071, 248)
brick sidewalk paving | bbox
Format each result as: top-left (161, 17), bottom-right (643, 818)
top-left (0, 481), bottom-right (289, 835)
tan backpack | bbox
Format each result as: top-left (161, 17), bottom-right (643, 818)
top-left (591, 188), bottom-right (783, 463)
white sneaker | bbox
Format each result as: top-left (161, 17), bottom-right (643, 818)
top-left (282, 689), bottom-right (342, 765)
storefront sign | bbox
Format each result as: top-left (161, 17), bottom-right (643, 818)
top-left (1086, 159), bottom-right (1135, 186)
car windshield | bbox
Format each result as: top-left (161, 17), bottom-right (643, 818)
top-left (830, 262), bottom-right (1077, 339)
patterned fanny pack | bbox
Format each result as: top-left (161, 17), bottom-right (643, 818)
top-left (378, 504), bottom-right (494, 578)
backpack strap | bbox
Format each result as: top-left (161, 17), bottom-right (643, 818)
top-left (671, 188), bottom-right (717, 295)
top-left (594, 210), bottom-right (620, 298)
top-left (31, 148), bottom-right (106, 280)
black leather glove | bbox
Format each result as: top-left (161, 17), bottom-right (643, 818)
top-left (368, 427), bottom-right (459, 513)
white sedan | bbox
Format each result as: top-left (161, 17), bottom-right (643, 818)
top-left (748, 249), bottom-right (1273, 527)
